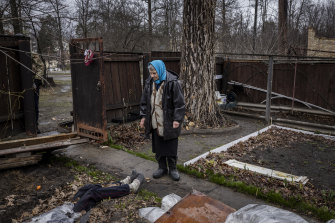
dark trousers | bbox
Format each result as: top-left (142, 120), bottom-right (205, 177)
top-left (73, 183), bottom-right (130, 212)
top-left (156, 155), bottom-right (178, 171)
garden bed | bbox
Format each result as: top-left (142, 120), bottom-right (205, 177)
top-left (186, 126), bottom-right (335, 220)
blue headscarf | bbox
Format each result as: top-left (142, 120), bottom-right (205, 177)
top-left (148, 60), bottom-right (166, 85)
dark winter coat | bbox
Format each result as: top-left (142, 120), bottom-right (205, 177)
top-left (140, 70), bottom-right (185, 140)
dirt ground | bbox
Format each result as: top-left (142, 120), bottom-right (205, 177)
top-left (237, 129), bottom-right (335, 190)
top-left (0, 155), bottom-right (75, 222)
top-left (0, 154), bottom-right (159, 222)
top-left (38, 72), bottom-right (73, 133)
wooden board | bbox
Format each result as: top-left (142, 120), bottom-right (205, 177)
top-left (0, 138), bottom-right (89, 156)
top-left (0, 154), bottom-right (42, 170)
top-left (156, 190), bottom-right (236, 223)
top-left (0, 133), bottom-right (77, 150)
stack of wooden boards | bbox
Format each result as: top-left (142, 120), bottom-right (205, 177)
top-left (0, 133), bottom-right (89, 170)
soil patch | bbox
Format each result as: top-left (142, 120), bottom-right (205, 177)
top-left (188, 127), bottom-right (335, 214)
top-left (0, 155), bottom-right (159, 222)
top-left (0, 156), bottom-right (75, 222)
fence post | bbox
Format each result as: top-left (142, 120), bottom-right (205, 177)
top-left (265, 56), bottom-right (274, 124)
top-left (291, 61), bottom-right (297, 113)
top-left (18, 39), bottom-right (37, 136)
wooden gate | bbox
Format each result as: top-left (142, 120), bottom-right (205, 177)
top-left (103, 53), bottom-right (142, 122)
top-left (70, 38), bottom-right (107, 141)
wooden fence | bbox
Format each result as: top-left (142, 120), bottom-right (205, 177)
top-left (146, 52), bottom-right (335, 111)
top-left (0, 35), bottom-right (36, 139)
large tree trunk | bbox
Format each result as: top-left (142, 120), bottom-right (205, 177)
top-left (252, 0), bottom-right (258, 52)
top-left (9, 0), bottom-right (22, 34)
top-left (278, 0), bottom-right (288, 54)
top-left (148, 0), bottom-right (152, 36)
top-left (180, 0), bottom-right (219, 126)
top-left (0, 3), bottom-right (9, 34)
top-left (49, 0), bottom-right (65, 70)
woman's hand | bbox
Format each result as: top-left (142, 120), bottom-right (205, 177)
top-left (173, 121), bottom-right (180, 128)
top-left (140, 118), bottom-right (145, 128)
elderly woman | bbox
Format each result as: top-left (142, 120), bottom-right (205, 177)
top-left (140, 60), bottom-right (185, 181)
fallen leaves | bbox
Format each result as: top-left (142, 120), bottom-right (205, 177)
top-left (108, 122), bottom-right (148, 149)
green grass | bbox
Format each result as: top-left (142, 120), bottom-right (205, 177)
top-left (137, 189), bottom-right (162, 203)
top-left (51, 155), bottom-right (115, 183)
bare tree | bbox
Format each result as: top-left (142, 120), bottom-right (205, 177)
top-left (215, 0), bottom-right (237, 52)
top-left (47, 0), bottom-right (67, 70)
top-left (260, 0), bottom-right (268, 31)
top-left (9, 0), bottom-right (22, 34)
top-left (21, 0), bottom-right (49, 78)
top-left (0, 0), bottom-right (9, 34)
top-left (147, 0), bottom-right (152, 38)
top-left (75, 0), bottom-right (93, 38)
top-left (89, 0), bottom-right (147, 51)
top-left (252, 0), bottom-right (258, 52)
top-left (153, 0), bottom-right (182, 51)
top-left (180, 0), bottom-right (222, 126)
top-left (278, 0), bottom-right (288, 54)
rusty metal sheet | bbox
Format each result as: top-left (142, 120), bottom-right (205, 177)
top-left (156, 190), bottom-right (236, 223)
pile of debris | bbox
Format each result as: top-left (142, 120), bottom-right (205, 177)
top-left (108, 122), bottom-right (148, 149)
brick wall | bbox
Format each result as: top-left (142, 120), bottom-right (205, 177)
top-left (307, 28), bottom-right (335, 58)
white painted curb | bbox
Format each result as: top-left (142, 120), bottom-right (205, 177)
top-left (224, 159), bottom-right (309, 184)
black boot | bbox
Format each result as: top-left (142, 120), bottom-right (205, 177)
top-left (167, 156), bottom-right (180, 181)
top-left (153, 156), bottom-right (168, 179)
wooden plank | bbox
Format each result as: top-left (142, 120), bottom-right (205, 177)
top-left (0, 154), bottom-right (42, 170)
top-left (0, 132), bottom-right (77, 150)
top-left (0, 138), bottom-right (88, 156)
top-left (0, 113), bottom-right (24, 122)
top-left (151, 57), bottom-right (180, 61)
top-left (104, 57), bottom-right (140, 62)
top-left (0, 154), bottom-right (42, 165)
top-left (104, 61), bottom-right (113, 106)
top-left (106, 102), bottom-right (140, 110)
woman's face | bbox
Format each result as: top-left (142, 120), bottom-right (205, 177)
top-left (150, 69), bottom-right (159, 81)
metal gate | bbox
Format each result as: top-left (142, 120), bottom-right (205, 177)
top-left (70, 38), bottom-right (107, 141)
